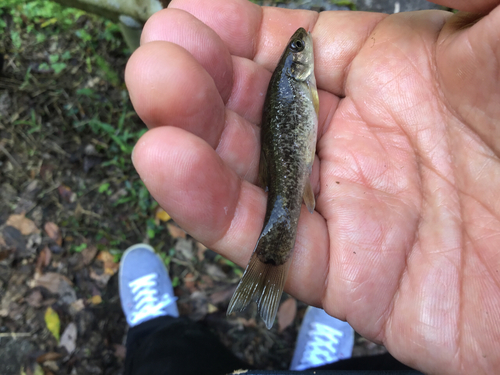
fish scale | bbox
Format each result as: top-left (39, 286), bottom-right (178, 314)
top-left (227, 27), bottom-right (318, 329)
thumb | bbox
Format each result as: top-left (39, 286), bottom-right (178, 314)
top-left (436, 5), bottom-right (500, 155)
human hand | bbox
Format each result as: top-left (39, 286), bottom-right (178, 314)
top-left (125, 0), bottom-right (500, 373)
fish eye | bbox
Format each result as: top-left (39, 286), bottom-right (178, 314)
top-left (290, 39), bottom-right (305, 52)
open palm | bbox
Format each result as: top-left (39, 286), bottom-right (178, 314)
top-left (125, 0), bottom-right (500, 373)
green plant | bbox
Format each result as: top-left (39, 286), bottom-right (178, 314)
top-left (331, 0), bottom-right (357, 10)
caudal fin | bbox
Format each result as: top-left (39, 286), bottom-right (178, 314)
top-left (227, 252), bottom-right (290, 329)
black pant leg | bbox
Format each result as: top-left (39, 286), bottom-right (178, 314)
top-left (124, 316), bottom-right (249, 375)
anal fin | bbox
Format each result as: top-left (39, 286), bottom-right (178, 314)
top-left (303, 180), bottom-right (315, 213)
top-left (227, 253), bottom-right (290, 329)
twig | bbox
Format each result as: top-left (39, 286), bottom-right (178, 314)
top-left (0, 332), bottom-right (32, 338)
top-left (0, 142), bottom-right (22, 168)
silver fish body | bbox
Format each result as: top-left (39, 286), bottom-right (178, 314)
top-left (227, 28), bottom-right (319, 329)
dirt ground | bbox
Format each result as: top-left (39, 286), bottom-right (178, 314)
top-left (0, 2), bottom-right (387, 375)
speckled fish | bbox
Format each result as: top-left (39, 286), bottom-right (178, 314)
top-left (227, 27), bottom-right (319, 329)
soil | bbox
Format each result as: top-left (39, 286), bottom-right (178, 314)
top-left (0, 2), bottom-right (389, 375)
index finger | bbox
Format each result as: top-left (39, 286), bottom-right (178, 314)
top-left (169, 0), bottom-right (386, 96)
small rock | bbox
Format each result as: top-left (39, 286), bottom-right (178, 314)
top-left (2, 226), bottom-right (26, 258)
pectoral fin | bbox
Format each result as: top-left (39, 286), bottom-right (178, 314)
top-left (303, 180), bottom-right (315, 213)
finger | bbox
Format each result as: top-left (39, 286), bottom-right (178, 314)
top-left (226, 56), bottom-right (271, 125)
top-left (132, 126), bottom-right (330, 306)
top-left (169, 0), bottom-right (262, 59)
top-left (437, 7), bottom-right (500, 156)
top-left (141, 8), bottom-right (233, 103)
top-left (125, 41), bottom-right (225, 148)
top-left (430, 0), bottom-right (498, 13)
top-left (171, 0), bottom-right (385, 96)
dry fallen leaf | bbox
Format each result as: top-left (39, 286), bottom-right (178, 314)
top-left (96, 251), bottom-right (119, 275)
top-left (184, 272), bottom-right (196, 291)
top-left (44, 307), bottom-right (60, 341)
top-left (89, 295), bottom-right (102, 305)
top-left (81, 245), bottom-right (98, 265)
top-left (35, 272), bottom-right (73, 294)
top-left (6, 213), bottom-right (39, 235)
top-left (35, 246), bottom-right (52, 275)
top-left (278, 298), bottom-right (297, 332)
top-left (44, 222), bottom-right (62, 246)
top-left (167, 223), bottom-right (186, 239)
top-left (196, 242), bottom-right (207, 261)
top-left (207, 303), bottom-right (218, 314)
top-left (155, 207), bottom-right (171, 224)
top-left (58, 184), bottom-right (76, 203)
top-left (59, 322), bottom-right (77, 354)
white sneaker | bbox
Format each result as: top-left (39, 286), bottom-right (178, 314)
top-left (290, 307), bottom-right (354, 370)
top-left (119, 244), bottom-right (179, 327)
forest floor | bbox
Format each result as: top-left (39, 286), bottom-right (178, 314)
top-left (0, 1), bottom-right (447, 374)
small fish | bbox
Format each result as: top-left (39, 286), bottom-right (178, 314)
top-left (227, 27), bottom-right (319, 329)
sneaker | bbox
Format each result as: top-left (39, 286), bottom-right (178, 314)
top-left (290, 307), bottom-right (354, 371)
top-left (119, 244), bottom-right (179, 327)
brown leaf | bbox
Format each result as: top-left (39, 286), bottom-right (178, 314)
top-left (89, 269), bottom-right (111, 286)
top-left (81, 245), bottom-right (98, 265)
top-left (96, 251), bottom-right (119, 275)
top-left (35, 246), bottom-right (52, 275)
top-left (278, 298), bottom-right (297, 332)
top-left (6, 214), bottom-right (39, 235)
top-left (57, 185), bottom-right (76, 203)
top-left (183, 273), bottom-right (196, 292)
top-left (167, 223), bottom-right (186, 239)
top-left (196, 242), bottom-right (207, 261)
top-left (44, 222), bottom-right (62, 246)
top-left (34, 272), bottom-right (73, 294)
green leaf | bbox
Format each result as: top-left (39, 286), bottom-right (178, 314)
top-left (98, 182), bottom-right (110, 193)
top-left (76, 88), bottom-right (96, 98)
top-left (44, 307), bottom-right (60, 341)
top-left (76, 29), bottom-right (92, 42)
top-left (172, 276), bottom-right (180, 287)
top-left (51, 62), bottom-right (66, 74)
top-left (10, 30), bottom-right (21, 49)
top-left (61, 51), bottom-right (71, 60)
top-left (72, 243), bottom-right (87, 253)
top-left (95, 55), bottom-right (120, 86)
top-left (35, 32), bottom-right (46, 43)
top-left (49, 54), bottom-right (59, 63)
top-left (38, 62), bottom-right (50, 72)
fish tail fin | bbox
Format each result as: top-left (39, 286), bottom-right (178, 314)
top-left (227, 252), bottom-right (290, 329)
